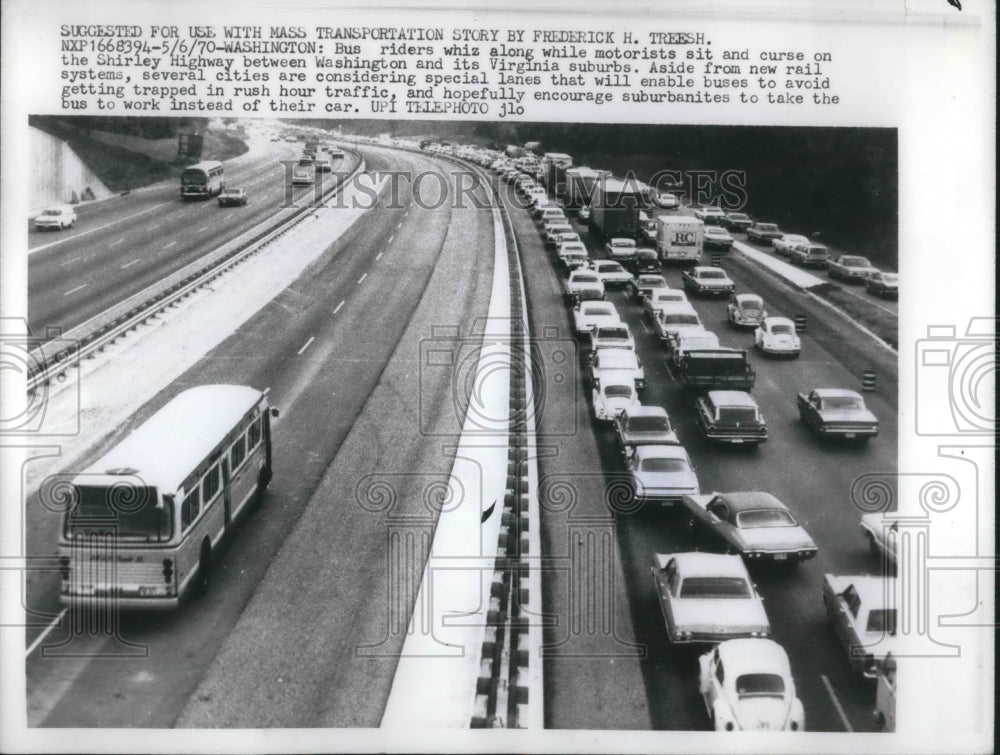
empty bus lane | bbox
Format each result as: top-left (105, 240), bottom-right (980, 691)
top-left (26, 147), bottom-right (496, 727)
top-left (511, 200), bottom-right (896, 732)
top-left (27, 144), bottom-right (360, 336)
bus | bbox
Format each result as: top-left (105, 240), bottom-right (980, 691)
top-left (180, 160), bottom-right (225, 199)
top-left (57, 385), bottom-right (278, 609)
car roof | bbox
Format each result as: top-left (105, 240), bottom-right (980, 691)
top-left (638, 274), bottom-right (666, 282)
top-left (595, 348), bottom-right (638, 364)
top-left (735, 294), bottom-right (762, 304)
top-left (666, 551), bottom-right (751, 578)
top-left (691, 266), bottom-right (726, 274)
top-left (635, 444), bottom-right (689, 461)
top-left (609, 237), bottom-right (635, 244)
top-left (625, 405), bottom-right (668, 419)
top-left (715, 491), bottom-right (786, 513)
top-left (657, 302), bottom-right (698, 315)
top-left (602, 382), bottom-right (635, 394)
top-left (716, 638), bottom-right (790, 675)
top-left (813, 388), bottom-right (863, 399)
top-left (763, 316), bottom-right (794, 327)
top-left (706, 390), bottom-right (758, 408)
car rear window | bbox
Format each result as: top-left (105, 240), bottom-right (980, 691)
top-left (736, 673), bottom-right (785, 697)
top-left (628, 415), bottom-right (669, 433)
top-left (640, 457), bottom-right (688, 473)
top-left (679, 577), bottom-right (751, 599)
top-left (717, 407), bottom-right (759, 424)
top-left (737, 509), bottom-right (795, 528)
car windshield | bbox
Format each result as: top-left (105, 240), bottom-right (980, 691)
top-left (821, 396), bottom-right (863, 410)
top-left (605, 385), bottom-right (633, 398)
top-left (637, 250), bottom-right (658, 259)
top-left (842, 256), bottom-right (871, 266)
top-left (867, 608), bottom-right (897, 634)
top-left (737, 509), bottom-right (796, 528)
top-left (717, 407), bottom-right (759, 424)
top-left (584, 305), bottom-right (614, 316)
top-left (771, 324), bottom-right (794, 335)
top-left (700, 271), bottom-right (726, 279)
top-left (640, 277), bottom-right (665, 286)
top-left (663, 314), bottom-right (700, 325)
top-left (735, 673), bottom-right (786, 698)
top-left (679, 577), bottom-right (751, 599)
top-left (628, 415), bottom-right (669, 432)
top-left (599, 328), bottom-right (629, 340)
top-left (597, 264), bottom-right (622, 273)
top-left (640, 457), bottom-right (688, 473)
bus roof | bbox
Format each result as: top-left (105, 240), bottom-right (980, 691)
top-left (79, 385), bottom-right (264, 493)
top-left (183, 160), bottom-right (223, 172)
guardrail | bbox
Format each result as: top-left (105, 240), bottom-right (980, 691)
top-left (27, 157), bottom-right (366, 396)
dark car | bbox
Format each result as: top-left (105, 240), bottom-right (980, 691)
top-left (218, 188), bottom-right (248, 207)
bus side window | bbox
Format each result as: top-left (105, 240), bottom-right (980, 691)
top-left (247, 416), bottom-right (261, 450)
top-left (181, 489), bottom-right (200, 531)
top-left (231, 435), bottom-right (246, 469)
top-left (202, 465), bottom-right (220, 502)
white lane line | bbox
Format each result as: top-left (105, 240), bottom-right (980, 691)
top-left (58, 256), bottom-right (80, 268)
top-left (357, 272), bottom-right (367, 284)
top-left (164, 241), bottom-right (177, 250)
top-left (25, 609), bottom-right (67, 657)
top-left (375, 252), bottom-right (383, 261)
top-left (148, 223), bottom-right (161, 230)
top-left (197, 226), bottom-right (209, 233)
top-left (820, 674), bottom-right (854, 732)
top-left (29, 200), bottom-right (174, 256)
top-left (297, 336), bottom-right (315, 355)
top-left (121, 259), bottom-right (142, 269)
top-left (388, 235), bottom-right (394, 244)
top-left (333, 300), bottom-right (344, 314)
top-left (110, 238), bottom-right (124, 247)
top-left (63, 284), bottom-right (87, 296)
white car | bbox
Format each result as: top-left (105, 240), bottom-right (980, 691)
top-left (625, 444), bottom-right (700, 506)
top-left (652, 552), bottom-right (771, 644)
top-left (557, 240), bottom-right (588, 263)
top-left (592, 381), bottom-right (640, 422)
top-left (772, 233), bottom-right (810, 257)
top-left (683, 266), bottom-right (736, 296)
top-left (590, 323), bottom-right (635, 354)
top-left (726, 293), bottom-right (768, 329)
top-left (694, 206), bottom-right (727, 225)
top-left (671, 329), bottom-right (721, 365)
top-left (655, 192), bottom-right (680, 209)
top-left (591, 346), bottom-right (645, 391)
top-left (643, 289), bottom-right (690, 320)
top-left (574, 301), bottom-right (620, 336)
top-left (860, 513), bottom-right (898, 566)
top-left (543, 222), bottom-right (575, 247)
top-left (823, 575), bottom-right (898, 678)
top-left (628, 274), bottom-right (669, 301)
top-left (699, 639), bottom-right (806, 731)
top-left (34, 205), bottom-right (77, 230)
top-left (564, 270), bottom-right (605, 302)
top-left (591, 260), bottom-right (634, 288)
top-left (754, 317), bottom-right (801, 357)
top-left (652, 302), bottom-right (703, 343)
top-left (704, 225), bottom-right (735, 250)
top-left (604, 237), bottom-right (638, 263)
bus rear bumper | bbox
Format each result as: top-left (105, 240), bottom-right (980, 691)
top-left (60, 591), bottom-right (180, 611)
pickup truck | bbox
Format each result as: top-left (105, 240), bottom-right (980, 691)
top-left (677, 350), bottom-right (756, 391)
top-left (823, 574), bottom-right (898, 678)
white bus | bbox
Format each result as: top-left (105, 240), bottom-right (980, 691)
top-left (180, 160), bottom-right (225, 199)
top-left (58, 385), bottom-right (278, 609)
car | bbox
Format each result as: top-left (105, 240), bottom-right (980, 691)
top-left (682, 491), bottom-right (818, 563)
top-left (860, 513), bottom-right (898, 566)
top-left (544, 223), bottom-right (575, 248)
top-left (561, 247), bottom-right (590, 271)
top-left (591, 346), bottom-right (646, 391)
top-left (578, 204), bottom-right (591, 221)
top-left (693, 391), bottom-right (769, 445)
top-left (638, 212), bottom-right (659, 244)
top-left (590, 323), bottom-right (635, 355)
top-left (788, 241), bottom-right (830, 268)
top-left (827, 254), bottom-right (880, 283)
top-left (591, 260), bottom-right (634, 289)
top-left (551, 231), bottom-right (582, 252)
top-left (574, 300), bottom-right (620, 336)
top-left (643, 289), bottom-right (690, 320)
top-left (874, 653), bottom-right (897, 732)
top-left (628, 274), bottom-right (669, 301)
top-left (313, 160), bottom-right (332, 173)
top-left (726, 293), bottom-right (767, 328)
top-left (613, 405), bottom-right (679, 453)
top-left (823, 574), bottom-right (898, 678)
top-left (694, 206), bottom-right (727, 225)
top-left (654, 192), bottom-right (680, 209)
top-left (625, 444), bottom-right (700, 506)
top-left (652, 552), bottom-right (771, 644)
top-left (704, 225), bottom-right (735, 251)
top-left (217, 188), bottom-right (248, 207)
top-left (772, 233), bottom-right (810, 257)
top-left (652, 303), bottom-right (703, 343)
top-left (682, 266), bottom-right (735, 296)
top-left (745, 222), bottom-right (783, 243)
top-left (671, 329), bottom-right (721, 366)
top-left (536, 206), bottom-right (566, 224)
top-left (797, 388), bottom-right (879, 440)
top-left (754, 317), bottom-right (801, 358)
top-left (604, 237), bottom-right (638, 264)
top-left (721, 212), bottom-right (753, 233)
top-left (557, 240), bottom-right (588, 263)
top-left (629, 247), bottom-right (661, 275)
top-left (698, 639), bottom-right (806, 732)
top-left (592, 381), bottom-right (641, 422)
top-left (564, 269), bottom-right (605, 302)
top-left (865, 271), bottom-right (899, 298)
top-left (34, 205), bottom-right (77, 230)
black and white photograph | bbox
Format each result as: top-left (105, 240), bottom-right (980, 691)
top-left (1, 2), bottom-right (993, 753)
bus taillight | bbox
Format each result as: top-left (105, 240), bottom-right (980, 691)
top-left (162, 558), bottom-right (174, 584)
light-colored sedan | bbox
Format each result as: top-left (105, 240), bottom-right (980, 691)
top-left (652, 303), bottom-right (703, 343)
top-left (772, 233), bottom-right (810, 257)
top-left (34, 205), bottom-right (77, 230)
top-left (860, 513), bottom-right (898, 566)
top-left (643, 289), bottom-right (690, 320)
top-left (652, 552), bottom-right (771, 644)
top-left (682, 492), bottom-right (817, 562)
top-left (590, 323), bottom-right (635, 354)
top-left (626, 444), bottom-right (700, 506)
top-left (573, 300), bottom-right (620, 335)
top-left (604, 237), bottom-right (638, 263)
top-left (754, 317), bottom-right (801, 358)
top-left (704, 225), bottom-right (735, 250)
top-left (592, 260), bottom-right (634, 289)
top-left (698, 639), bottom-right (806, 731)
top-left (865, 271), bottom-right (899, 298)
top-left (592, 381), bottom-right (640, 422)
top-left (682, 266), bottom-right (735, 296)
top-left (564, 270), bottom-right (605, 302)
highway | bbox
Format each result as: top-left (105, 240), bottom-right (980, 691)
top-left (23, 132), bottom-right (897, 733)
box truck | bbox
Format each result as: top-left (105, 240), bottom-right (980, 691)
top-left (656, 215), bottom-right (704, 263)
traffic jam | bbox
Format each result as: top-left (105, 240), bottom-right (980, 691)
top-left (446, 143), bottom-right (898, 733)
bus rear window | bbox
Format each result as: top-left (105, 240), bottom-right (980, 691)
top-left (67, 484), bottom-right (172, 541)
